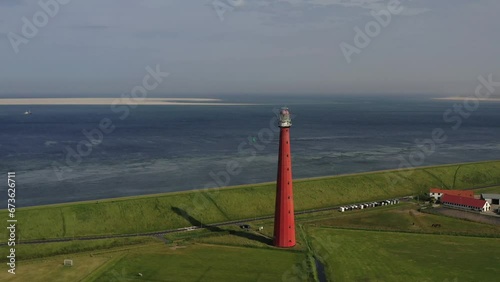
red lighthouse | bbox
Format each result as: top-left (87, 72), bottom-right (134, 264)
top-left (273, 107), bottom-right (296, 248)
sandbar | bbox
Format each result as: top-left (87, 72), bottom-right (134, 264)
top-left (0, 98), bottom-right (253, 106)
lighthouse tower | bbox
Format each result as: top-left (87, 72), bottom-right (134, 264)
top-left (273, 107), bottom-right (296, 248)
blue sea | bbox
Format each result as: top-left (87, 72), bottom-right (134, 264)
top-left (1, 95), bottom-right (499, 207)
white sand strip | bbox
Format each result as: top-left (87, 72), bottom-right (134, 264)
top-left (434, 97), bottom-right (500, 102)
top-left (0, 98), bottom-right (252, 106)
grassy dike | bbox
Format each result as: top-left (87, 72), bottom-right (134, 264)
top-left (2, 160), bottom-right (500, 241)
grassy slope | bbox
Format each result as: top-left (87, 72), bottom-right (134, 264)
top-left (475, 185), bottom-right (500, 194)
top-left (308, 228), bottom-right (500, 282)
top-left (3, 160), bottom-right (500, 240)
top-left (0, 237), bottom-right (156, 263)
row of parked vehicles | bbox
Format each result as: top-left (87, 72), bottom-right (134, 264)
top-left (338, 199), bottom-right (400, 212)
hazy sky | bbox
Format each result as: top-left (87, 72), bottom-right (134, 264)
top-left (1, 0), bottom-right (499, 96)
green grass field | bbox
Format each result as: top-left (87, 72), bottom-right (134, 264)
top-left (303, 203), bottom-right (500, 237)
top-left (4, 245), bottom-right (306, 282)
top-left (308, 228), bottom-right (500, 282)
top-left (85, 243), bottom-right (307, 282)
top-left (0, 242), bottom-right (164, 282)
top-left (3, 196), bottom-right (500, 281)
top-left (0, 254), bottom-right (112, 282)
top-left (2, 160), bottom-right (500, 241)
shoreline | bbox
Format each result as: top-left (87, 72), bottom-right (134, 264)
top-left (9, 159), bottom-right (500, 211)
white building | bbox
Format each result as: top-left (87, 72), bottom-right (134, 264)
top-left (441, 194), bottom-right (491, 212)
top-left (481, 194), bottom-right (500, 205)
top-left (429, 188), bottom-right (474, 201)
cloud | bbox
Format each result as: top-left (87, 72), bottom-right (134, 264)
top-left (70, 25), bottom-right (110, 30)
top-left (0, 0), bottom-right (496, 96)
top-left (230, 0), bottom-right (246, 8)
top-left (236, 0), bottom-right (431, 32)
top-left (399, 7), bottom-right (431, 16)
top-left (268, 0), bottom-right (430, 16)
top-left (0, 0), bottom-right (24, 6)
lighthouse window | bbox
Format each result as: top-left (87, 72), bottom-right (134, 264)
top-left (289, 226), bottom-right (291, 229)
top-left (288, 196), bottom-right (290, 199)
top-left (287, 154), bottom-right (289, 157)
top-left (287, 168), bottom-right (289, 171)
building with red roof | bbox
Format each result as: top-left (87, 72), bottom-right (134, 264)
top-left (441, 194), bottom-right (491, 212)
top-left (429, 188), bottom-right (474, 201)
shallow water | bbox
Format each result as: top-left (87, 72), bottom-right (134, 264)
top-left (0, 95), bottom-right (499, 206)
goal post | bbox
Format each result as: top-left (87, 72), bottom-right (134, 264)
top-left (64, 259), bottom-right (73, 266)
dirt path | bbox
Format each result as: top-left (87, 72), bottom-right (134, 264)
top-left (432, 208), bottom-right (500, 225)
